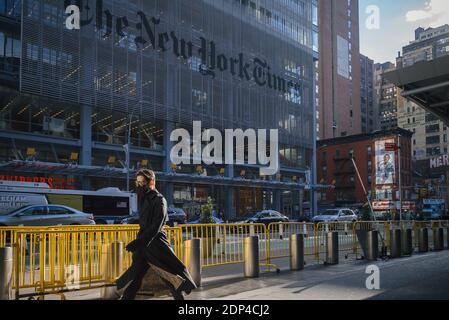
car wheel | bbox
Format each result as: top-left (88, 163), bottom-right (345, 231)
top-left (95, 220), bottom-right (107, 225)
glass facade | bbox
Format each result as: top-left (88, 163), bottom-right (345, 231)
top-left (0, 0), bottom-right (318, 219)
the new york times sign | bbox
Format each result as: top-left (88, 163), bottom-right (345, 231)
top-left (65, 0), bottom-right (302, 94)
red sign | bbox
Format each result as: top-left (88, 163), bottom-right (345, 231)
top-left (384, 143), bottom-right (398, 152)
top-left (0, 175), bottom-right (77, 190)
top-left (401, 201), bottom-right (416, 211)
top-left (373, 201), bottom-right (416, 211)
top-left (373, 201), bottom-right (395, 210)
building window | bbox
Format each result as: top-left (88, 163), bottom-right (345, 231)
top-left (426, 135), bottom-right (440, 145)
top-left (312, 3), bottom-right (318, 26)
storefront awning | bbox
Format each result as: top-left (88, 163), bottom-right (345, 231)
top-left (384, 55), bottom-right (449, 126)
top-left (0, 160), bottom-right (333, 191)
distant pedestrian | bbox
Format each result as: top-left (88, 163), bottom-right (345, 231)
top-left (116, 169), bottom-right (197, 300)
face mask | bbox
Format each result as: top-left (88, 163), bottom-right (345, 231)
top-left (136, 185), bottom-right (148, 195)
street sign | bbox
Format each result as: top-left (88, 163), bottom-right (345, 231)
top-left (384, 143), bottom-right (398, 151)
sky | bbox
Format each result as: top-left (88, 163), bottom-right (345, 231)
top-left (359, 0), bottom-right (449, 64)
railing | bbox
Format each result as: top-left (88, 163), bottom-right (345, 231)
top-left (315, 222), bottom-right (359, 262)
top-left (179, 223), bottom-right (269, 268)
top-left (1, 220), bottom-right (448, 299)
top-left (0, 225), bottom-right (181, 299)
top-left (266, 222), bottom-right (316, 265)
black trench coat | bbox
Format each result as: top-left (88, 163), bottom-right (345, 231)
top-left (116, 189), bottom-right (196, 292)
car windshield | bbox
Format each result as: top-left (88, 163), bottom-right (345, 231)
top-left (169, 208), bottom-right (184, 215)
top-left (0, 206), bottom-right (31, 216)
top-left (321, 210), bottom-right (340, 216)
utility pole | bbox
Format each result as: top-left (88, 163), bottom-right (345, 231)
top-left (351, 156), bottom-right (376, 221)
top-left (398, 134), bottom-right (403, 221)
top-left (124, 112), bottom-right (134, 192)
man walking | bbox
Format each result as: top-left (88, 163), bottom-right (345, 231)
top-left (116, 169), bottom-right (197, 300)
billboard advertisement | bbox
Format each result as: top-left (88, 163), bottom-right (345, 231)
top-left (375, 139), bottom-right (396, 185)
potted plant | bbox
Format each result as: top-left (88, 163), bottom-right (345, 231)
top-left (200, 197), bottom-right (215, 224)
top-left (197, 197), bottom-right (217, 259)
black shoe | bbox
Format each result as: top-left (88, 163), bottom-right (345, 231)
top-left (169, 287), bottom-right (185, 300)
top-left (179, 280), bottom-right (195, 296)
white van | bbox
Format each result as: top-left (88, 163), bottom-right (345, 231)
top-left (0, 193), bottom-right (48, 214)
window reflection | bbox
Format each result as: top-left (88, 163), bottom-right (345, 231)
top-left (92, 109), bottom-right (164, 150)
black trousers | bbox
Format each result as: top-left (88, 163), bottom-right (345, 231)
top-left (121, 251), bottom-right (183, 300)
top-left (121, 252), bottom-right (149, 300)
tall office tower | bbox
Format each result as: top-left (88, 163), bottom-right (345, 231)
top-left (317, 0), bottom-right (361, 140)
top-left (360, 54), bottom-right (375, 133)
top-left (0, 0), bottom-right (319, 219)
top-left (374, 62), bottom-right (398, 131)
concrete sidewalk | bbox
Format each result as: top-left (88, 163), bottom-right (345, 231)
top-left (37, 250), bottom-right (449, 300)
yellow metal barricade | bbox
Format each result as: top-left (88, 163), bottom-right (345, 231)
top-left (0, 226), bottom-right (20, 248)
top-left (412, 221), bottom-right (431, 249)
top-left (10, 225), bottom-right (181, 300)
top-left (315, 222), bottom-right (358, 262)
top-left (266, 222), bottom-right (317, 265)
top-left (5, 220), bottom-right (449, 299)
top-left (179, 223), bottom-right (268, 268)
top-left (353, 221), bottom-right (390, 258)
top-left (430, 220), bottom-right (448, 250)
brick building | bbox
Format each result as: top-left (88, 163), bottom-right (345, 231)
top-left (317, 0), bottom-right (362, 139)
top-left (317, 128), bottom-right (413, 218)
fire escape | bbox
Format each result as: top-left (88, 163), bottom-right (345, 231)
top-left (334, 154), bottom-right (357, 205)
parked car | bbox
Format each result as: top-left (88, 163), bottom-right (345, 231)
top-left (0, 205), bottom-right (96, 226)
top-left (312, 208), bottom-right (358, 223)
top-left (121, 207), bottom-right (188, 226)
top-left (167, 207), bottom-right (187, 226)
top-left (187, 210), bottom-right (224, 224)
top-left (295, 215), bottom-right (311, 223)
top-left (241, 210), bottom-right (289, 225)
top-left (120, 214), bottom-right (139, 225)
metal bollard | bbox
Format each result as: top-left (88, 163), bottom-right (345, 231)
top-left (0, 247), bottom-right (13, 300)
top-left (184, 239), bottom-right (202, 287)
top-left (401, 229), bottom-right (413, 256)
top-left (244, 236), bottom-right (259, 278)
top-left (390, 229), bottom-right (402, 258)
top-left (418, 228), bottom-right (429, 253)
top-left (446, 228), bottom-right (449, 250)
top-left (290, 234), bottom-right (304, 271)
top-left (433, 228), bottom-right (444, 251)
top-left (366, 231), bottom-right (379, 261)
top-left (101, 242), bottom-right (124, 299)
top-left (326, 232), bottom-right (339, 265)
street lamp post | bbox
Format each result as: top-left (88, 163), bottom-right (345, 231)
top-left (124, 113), bottom-right (134, 192)
top-left (398, 134), bottom-right (403, 221)
top-left (124, 143), bottom-right (130, 192)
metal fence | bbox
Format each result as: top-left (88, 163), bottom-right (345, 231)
top-left (1, 220), bottom-right (449, 299)
top-left (266, 222), bottom-right (316, 265)
top-left (0, 225), bottom-right (182, 299)
top-left (179, 223), bottom-right (270, 268)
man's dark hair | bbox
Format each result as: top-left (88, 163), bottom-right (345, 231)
top-left (136, 169), bottom-right (155, 182)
